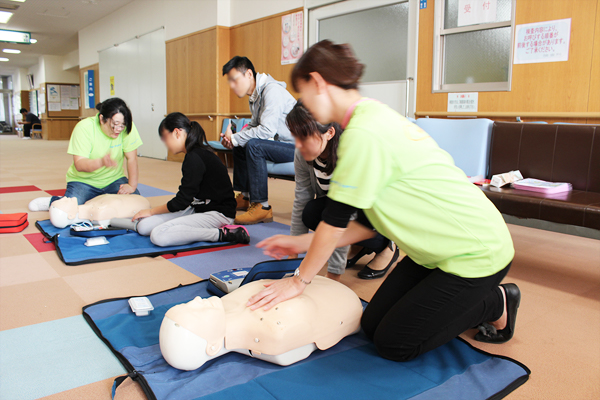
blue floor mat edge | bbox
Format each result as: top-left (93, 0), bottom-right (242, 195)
top-left (82, 279), bottom-right (531, 400)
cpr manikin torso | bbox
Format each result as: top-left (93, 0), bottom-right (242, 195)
top-left (160, 276), bottom-right (363, 371)
top-left (49, 194), bottom-right (150, 228)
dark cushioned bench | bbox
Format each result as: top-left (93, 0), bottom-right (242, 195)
top-left (481, 122), bottom-right (600, 230)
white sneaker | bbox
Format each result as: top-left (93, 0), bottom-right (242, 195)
top-left (22, 137), bottom-right (31, 140)
top-left (28, 197), bottom-right (52, 212)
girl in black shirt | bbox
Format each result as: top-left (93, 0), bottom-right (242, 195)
top-left (133, 112), bottom-right (249, 246)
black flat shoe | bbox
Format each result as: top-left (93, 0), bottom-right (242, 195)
top-left (357, 245), bottom-right (400, 280)
top-left (346, 246), bottom-right (374, 269)
top-left (474, 283), bottom-right (521, 344)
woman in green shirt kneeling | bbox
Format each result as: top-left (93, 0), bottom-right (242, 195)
top-left (29, 98), bottom-right (142, 211)
top-left (247, 41), bottom-right (521, 362)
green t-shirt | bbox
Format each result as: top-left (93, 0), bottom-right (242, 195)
top-left (66, 114), bottom-right (142, 188)
top-left (328, 100), bottom-right (514, 278)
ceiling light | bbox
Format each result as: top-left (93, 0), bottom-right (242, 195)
top-left (0, 12), bottom-right (13, 24)
top-left (9, 1), bottom-right (27, 3)
top-left (0, 57), bottom-right (9, 62)
top-left (29, 38), bottom-right (37, 43)
top-left (3, 48), bottom-right (19, 53)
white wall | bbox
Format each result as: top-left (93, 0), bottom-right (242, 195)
top-left (229, 0), bottom-right (303, 25)
top-left (26, 54), bottom-right (79, 90)
top-left (63, 49), bottom-right (79, 71)
top-left (42, 55), bottom-right (79, 83)
top-left (28, 57), bottom-right (45, 89)
top-left (78, 0), bottom-right (306, 68)
top-left (78, 0), bottom-right (220, 68)
top-left (12, 67), bottom-right (29, 92)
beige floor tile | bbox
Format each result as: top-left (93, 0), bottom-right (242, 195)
top-left (0, 234), bottom-right (37, 257)
top-left (0, 253), bottom-right (60, 287)
top-left (63, 258), bottom-right (201, 304)
top-left (39, 376), bottom-right (116, 400)
top-left (0, 278), bottom-right (85, 330)
top-left (42, 250), bottom-right (160, 277)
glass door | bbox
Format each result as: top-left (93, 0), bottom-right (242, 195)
top-left (309, 0), bottom-right (419, 117)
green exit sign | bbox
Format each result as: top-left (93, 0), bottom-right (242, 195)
top-left (0, 29), bottom-right (31, 44)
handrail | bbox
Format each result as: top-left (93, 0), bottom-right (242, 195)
top-left (164, 112), bottom-right (253, 121)
top-left (414, 111), bottom-right (600, 118)
top-left (184, 113), bottom-right (252, 117)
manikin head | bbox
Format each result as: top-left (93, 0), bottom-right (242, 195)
top-left (160, 296), bottom-right (226, 371)
top-left (49, 197), bottom-right (82, 228)
top-left (222, 56), bottom-right (257, 98)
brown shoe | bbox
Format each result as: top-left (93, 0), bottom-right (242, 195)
top-left (235, 193), bottom-right (250, 211)
top-left (235, 203), bottom-right (273, 225)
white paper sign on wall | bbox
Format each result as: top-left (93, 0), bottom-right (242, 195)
top-left (513, 18), bottom-right (571, 64)
top-left (448, 92), bottom-right (478, 112)
top-left (457, 0), bottom-right (497, 27)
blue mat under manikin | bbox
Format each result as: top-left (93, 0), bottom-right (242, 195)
top-left (35, 220), bottom-right (237, 266)
top-left (83, 280), bottom-right (530, 400)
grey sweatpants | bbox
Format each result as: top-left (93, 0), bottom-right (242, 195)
top-left (137, 207), bottom-right (234, 247)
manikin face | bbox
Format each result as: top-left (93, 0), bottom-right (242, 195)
top-left (226, 68), bottom-right (254, 98)
top-left (295, 127), bottom-right (335, 162)
top-left (160, 128), bottom-right (187, 154)
top-left (296, 74), bottom-right (335, 125)
top-left (160, 297), bottom-right (226, 371)
top-left (49, 197), bottom-right (79, 228)
top-left (100, 112), bottom-right (126, 139)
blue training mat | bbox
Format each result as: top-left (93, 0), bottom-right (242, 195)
top-left (35, 220), bottom-right (237, 266)
top-left (83, 273), bottom-right (530, 399)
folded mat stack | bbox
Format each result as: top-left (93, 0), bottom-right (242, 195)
top-left (83, 260), bottom-right (530, 400)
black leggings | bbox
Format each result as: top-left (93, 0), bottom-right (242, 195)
top-left (361, 256), bottom-right (511, 362)
top-left (302, 196), bottom-right (389, 253)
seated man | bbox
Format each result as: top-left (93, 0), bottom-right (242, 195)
top-left (221, 56), bottom-right (296, 225)
top-left (18, 108), bottom-right (41, 139)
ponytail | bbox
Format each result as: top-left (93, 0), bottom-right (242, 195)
top-left (158, 112), bottom-right (212, 153)
top-left (186, 120), bottom-right (210, 153)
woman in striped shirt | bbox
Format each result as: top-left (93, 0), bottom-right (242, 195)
top-left (287, 101), bottom-right (399, 281)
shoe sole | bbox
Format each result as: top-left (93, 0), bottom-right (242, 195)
top-left (234, 217), bottom-right (273, 225)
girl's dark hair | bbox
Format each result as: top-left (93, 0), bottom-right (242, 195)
top-left (286, 101), bottom-right (342, 175)
top-left (158, 112), bottom-right (211, 153)
top-left (291, 40), bottom-right (364, 92)
top-left (96, 98), bottom-right (133, 134)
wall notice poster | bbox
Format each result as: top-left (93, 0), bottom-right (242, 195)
top-left (281, 11), bottom-right (303, 65)
top-left (513, 18), bottom-right (571, 64)
top-left (60, 85), bottom-right (80, 110)
top-left (48, 103), bottom-right (61, 112)
top-left (457, 0), bottom-right (497, 27)
top-left (47, 84), bottom-right (60, 103)
top-left (448, 92), bottom-right (478, 112)
top-left (110, 76), bottom-right (115, 95)
top-left (85, 70), bottom-right (95, 109)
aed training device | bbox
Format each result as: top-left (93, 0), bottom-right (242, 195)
top-left (209, 268), bottom-right (251, 294)
top-left (71, 224), bottom-right (129, 238)
top-left (129, 297), bottom-right (154, 316)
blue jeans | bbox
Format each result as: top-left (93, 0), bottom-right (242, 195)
top-left (232, 138), bottom-right (295, 203)
top-left (50, 176), bottom-right (140, 205)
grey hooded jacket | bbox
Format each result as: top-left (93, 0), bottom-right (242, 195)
top-left (232, 73), bottom-right (297, 147)
top-left (290, 148), bottom-right (350, 275)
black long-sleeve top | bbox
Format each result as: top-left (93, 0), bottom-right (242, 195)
top-left (167, 147), bottom-right (237, 219)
